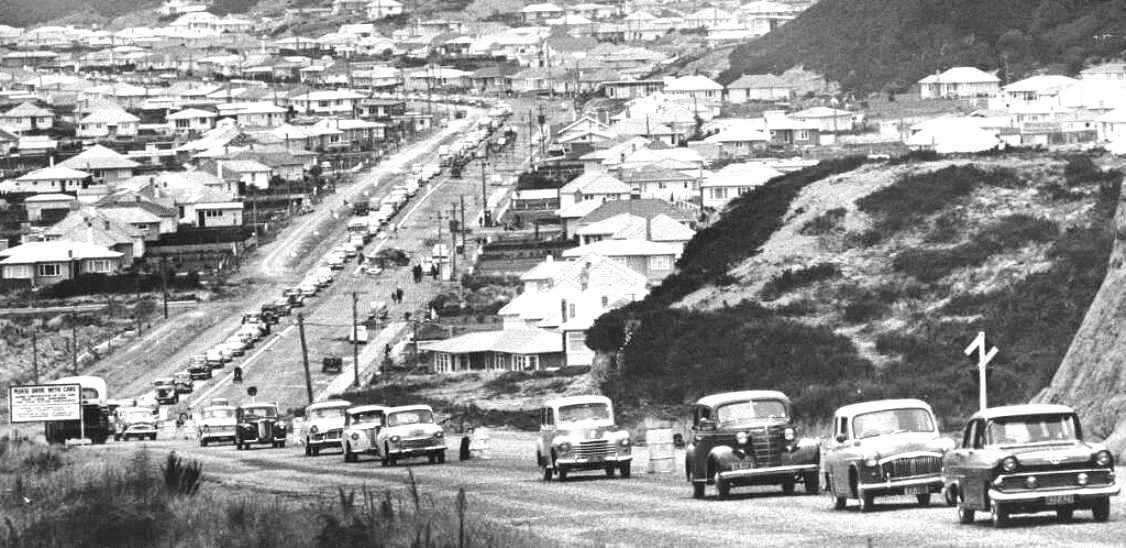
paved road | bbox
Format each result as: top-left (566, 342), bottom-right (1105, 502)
top-left (97, 434), bottom-right (1126, 547)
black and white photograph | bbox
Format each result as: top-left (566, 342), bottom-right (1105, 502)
top-left (0, 0), bottom-right (1125, 545)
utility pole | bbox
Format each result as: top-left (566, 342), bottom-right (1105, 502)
top-left (298, 313), bottom-right (313, 404)
top-left (351, 292), bottom-right (360, 387)
top-left (31, 325), bottom-right (38, 383)
top-left (160, 258), bottom-right (169, 319)
top-left (71, 304), bottom-right (78, 375)
top-left (459, 194), bottom-right (466, 255)
top-left (480, 150), bottom-right (489, 227)
top-left (450, 204), bottom-right (458, 274)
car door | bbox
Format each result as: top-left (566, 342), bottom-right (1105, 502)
top-left (538, 407), bottom-right (555, 463)
top-left (951, 419), bottom-right (986, 508)
top-left (827, 414), bottom-right (852, 495)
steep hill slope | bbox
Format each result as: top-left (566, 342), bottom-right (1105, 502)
top-left (722, 0), bottom-right (1126, 93)
top-left (589, 152), bottom-right (1121, 431)
top-left (0, 0), bottom-right (161, 28)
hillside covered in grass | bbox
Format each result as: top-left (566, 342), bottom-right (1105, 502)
top-left (588, 152), bottom-right (1121, 428)
top-left (723, 0), bottom-right (1126, 93)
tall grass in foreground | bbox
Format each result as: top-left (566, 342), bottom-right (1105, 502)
top-left (0, 440), bottom-right (544, 548)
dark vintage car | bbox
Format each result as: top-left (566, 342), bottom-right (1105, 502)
top-left (235, 402), bottom-right (288, 450)
top-left (153, 377), bottom-right (179, 405)
top-left (943, 404), bottom-right (1119, 527)
top-left (535, 395), bottom-right (631, 481)
top-left (188, 354), bottom-right (212, 380)
top-left (824, 399), bottom-right (955, 512)
top-left (685, 390), bottom-right (821, 499)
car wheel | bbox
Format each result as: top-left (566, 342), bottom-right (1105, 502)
top-left (542, 463), bottom-right (552, 482)
top-left (803, 471), bottom-right (820, 494)
top-left (833, 494), bottom-right (847, 510)
top-left (558, 466), bottom-right (569, 482)
top-left (782, 480), bottom-right (795, 495)
top-left (990, 499), bottom-right (1009, 528)
top-left (916, 494), bottom-right (931, 507)
top-left (713, 470), bottom-right (730, 500)
top-left (1092, 497), bottom-right (1111, 522)
top-left (1056, 508), bottom-right (1074, 522)
top-left (436, 451), bottom-right (445, 464)
top-left (858, 490), bottom-right (875, 513)
top-left (305, 442), bottom-right (312, 456)
top-left (278, 441), bottom-right (286, 449)
top-left (345, 444), bottom-right (358, 463)
top-left (311, 445), bottom-right (319, 456)
top-left (114, 434), bottom-right (121, 442)
top-left (957, 505), bottom-right (976, 524)
top-left (605, 464), bottom-right (615, 478)
top-left (236, 440), bottom-right (243, 451)
top-left (619, 462), bottom-right (631, 479)
top-left (200, 438), bottom-right (208, 447)
top-left (380, 450), bottom-right (390, 467)
top-left (692, 481), bottom-right (706, 499)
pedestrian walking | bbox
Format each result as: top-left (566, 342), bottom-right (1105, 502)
top-left (430, 264), bottom-right (439, 278)
top-left (390, 290), bottom-right (398, 304)
top-left (395, 287), bottom-right (404, 304)
top-left (412, 264), bottom-right (423, 283)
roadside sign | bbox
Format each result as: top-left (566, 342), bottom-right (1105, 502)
top-left (964, 331), bottom-right (999, 411)
top-left (9, 384), bottom-right (81, 423)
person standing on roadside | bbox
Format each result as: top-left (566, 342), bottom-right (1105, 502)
top-left (395, 286), bottom-right (404, 304)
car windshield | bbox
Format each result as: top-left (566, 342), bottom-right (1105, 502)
top-left (987, 414), bottom-right (1078, 445)
top-left (350, 410), bottom-right (384, 424)
top-left (203, 408), bottom-right (235, 420)
top-left (853, 408), bottom-right (936, 439)
top-left (308, 407), bottom-right (346, 420)
top-left (557, 403), bottom-right (611, 423)
top-left (154, 379), bottom-right (173, 386)
top-left (715, 400), bottom-right (788, 426)
top-left (242, 406), bottom-right (277, 419)
top-left (387, 409), bottom-right (433, 427)
top-left (121, 409), bottom-right (152, 421)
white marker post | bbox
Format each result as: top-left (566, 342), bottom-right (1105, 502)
top-left (964, 331), bottom-right (999, 411)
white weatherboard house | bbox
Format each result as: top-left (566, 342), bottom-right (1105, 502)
top-left (701, 162), bottom-right (783, 210)
top-left (0, 240), bottom-right (122, 286)
top-left (918, 67), bottom-right (1000, 99)
top-left (57, 145), bottom-right (139, 183)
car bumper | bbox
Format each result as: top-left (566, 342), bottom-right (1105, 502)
top-left (122, 427), bottom-right (157, 437)
top-left (859, 475), bottom-right (944, 496)
top-left (719, 463), bottom-right (820, 481)
top-left (556, 454), bottom-right (632, 467)
top-left (309, 436), bottom-right (344, 448)
top-left (989, 484), bottom-right (1120, 504)
top-left (201, 432), bottom-right (236, 441)
top-left (388, 444), bottom-right (446, 457)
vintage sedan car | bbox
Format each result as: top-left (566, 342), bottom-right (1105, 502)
top-left (824, 399), bottom-right (955, 512)
top-left (173, 371), bottom-right (194, 394)
top-left (943, 404), bottom-right (1119, 527)
top-left (153, 377), bottom-right (179, 405)
top-left (187, 354), bottom-right (212, 380)
top-left (686, 390), bottom-right (821, 499)
top-left (536, 395), bottom-right (632, 481)
top-left (377, 405), bottom-right (446, 466)
top-left (235, 402), bottom-right (287, 450)
top-left (198, 404), bottom-right (237, 446)
top-left (114, 406), bottom-right (158, 441)
top-left (342, 404), bottom-right (390, 462)
top-left (303, 399), bottom-right (352, 456)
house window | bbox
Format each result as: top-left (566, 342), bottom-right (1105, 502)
top-left (709, 188), bottom-right (727, 199)
top-left (649, 255), bottom-right (672, 271)
top-left (797, 130), bottom-right (809, 140)
top-left (37, 263), bottom-right (62, 277)
top-left (601, 296), bottom-right (609, 308)
top-left (86, 260), bottom-right (112, 273)
top-left (175, 120), bottom-right (190, 128)
top-left (205, 209), bottom-right (224, 218)
top-left (4, 264), bottom-right (32, 279)
top-left (435, 353), bottom-right (451, 372)
top-left (566, 331), bottom-right (589, 353)
top-left (568, 303), bottom-right (576, 318)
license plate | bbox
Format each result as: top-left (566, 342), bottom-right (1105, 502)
top-left (904, 486), bottom-right (929, 495)
top-left (730, 462), bottom-right (754, 471)
top-left (1045, 495), bottom-right (1075, 506)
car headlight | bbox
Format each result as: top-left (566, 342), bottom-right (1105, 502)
top-left (1001, 456), bottom-right (1019, 473)
top-left (783, 427), bottom-right (796, 441)
top-left (1095, 450), bottom-right (1114, 467)
top-left (735, 431), bottom-right (748, 445)
top-left (864, 456), bottom-right (879, 468)
top-left (310, 425), bottom-right (319, 434)
top-left (557, 441), bottom-right (572, 453)
top-left (619, 437), bottom-right (630, 447)
top-left (434, 431), bottom-right (444, 438)
top-left (350, 433), bottom-right (359, 441)
top-left (390, 435), bottom-right (401, 443)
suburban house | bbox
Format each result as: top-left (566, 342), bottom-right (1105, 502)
top-left (703, 121), bottom-right (770, 158)
top-left (0, 240), bottom-right (122, 285)
top-left (94, 195), bottom-right (179, 241)
top-left (422, 329), bottom-right (564, 373)
top-left (564, 197), bottom-right (695, 239)
top-left (701, 162), bottom-right (783, 210)
top-left (24, 193), bottom-right (77, 223)
top-left (763, 110), bottom-right (820, 145)
top-left (367, 0), bottom-right (404, 19)
top-left (619, 164), bottom-right (700, 202)
top-left (44, 208), bottom-right (145, 265)
top-left (556, 172), bottom-right (631, 210)
top-left (289, 89), bottom-right (365, 116)
top-left (790, 106), bottom-right (855, 133)
top-left (599, 79), bottom-right (664, 100)
top-left (1080, 62), bottom-right (1126, 82)
top-left (499, 253), bottom-right (648, 367)
top-left (58, 145), bottom-right (139, 183)
top-left (166, 108), bottom-right (218, 135)
top-left (228, 150), bottom-right (311, 182)
top-left (725, 74), bottom-right (793, 103)
top-left (0, 102), bottom-right (54, 133)
top-left (214, 159), bottom-right (273, 190)
top-left (76, 107), bottom-right (140, 139)
top-left (521, 3), bottom-right (566, 23)
top-left (574, 212), bottom-right (694, 249)
top-left (999, 75), bottom-right (1080, 106)
top-left (215, 102), bottom-right (287, 128)
top-left (560, 238), bottom-right (680, 282)
top-left (918, 67), bottom-right (1001, 99)
top-left (662, 75), bottom-right (724, 104)
top-left (2, 166), bottom-right (90, 194)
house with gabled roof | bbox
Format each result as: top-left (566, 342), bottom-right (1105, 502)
top-left (76, 106), bottom-right (140, 139)
top-left (58, 145), bottom-right (139, 183)
top-left (94, 193), bottom-right (178, 240)
top-left (44, 207), bottom-right (145, 264)
top-left (367, 0), bottom-right (404, 19)
top-left (557, 172), bottom-right (631, 210)
top-left (726, 73), bottom-right (793, 103)
top-left (166, 108), bottom-right (217, 135)
top-left (701, 161), bottom-right (783, 210)
top-left (663, 74), bottom-right (723, 103)
top-left (561, 238), bottom-right (680, 282)
top-left (2, 166), bottom-right (91, 194)
top-left (0, 102), bottom-right (53, 133)
top-left (0, 240), bottom-right (122, 286)
top-left (574, 212), bottom-right (694, 248)
top-left (620, 164), bottom-right (700, 202)
top-left (561, 197), bottom-right (694, 238)
top-left (919, 67), bottom-right (1001, 99)
top-left (521, 2), bottom-right (566, 23)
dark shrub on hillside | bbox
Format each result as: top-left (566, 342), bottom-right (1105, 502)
top-left (893, 214), bottom-right (1058, 281)
top-left (857, 165), bottom-right (1019, 237)
top-left (799, 207), bottom-right (847, 236)
top-left (1063, 155), bottom-right (1108, 187)
top-left (599, 301), bottom-right (874, 422)
top-left (842, 299), bottom-right (888, 324)
top-left (460, 273), bottom-right (521, 291)
top-left (759, 263), bottom-right (841, 301)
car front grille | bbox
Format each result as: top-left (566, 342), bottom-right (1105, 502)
top-left (745, 426), bottom-right (784, 467)
top-left (325, 428), bottom-right (342, 440)
top-left (574, 439), bottom-right (611, 458)
top-left (882, 455), bottom-right (943, 479)
top-left (401, 437), bottom-right (436, 449)
top-left (998, 469), bottom-right (1114, 491)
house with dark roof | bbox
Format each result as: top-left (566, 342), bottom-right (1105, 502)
top-left (44, 207), bottom-right (146, 264)
top-left (558, 196), bottom-right (695, 238)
